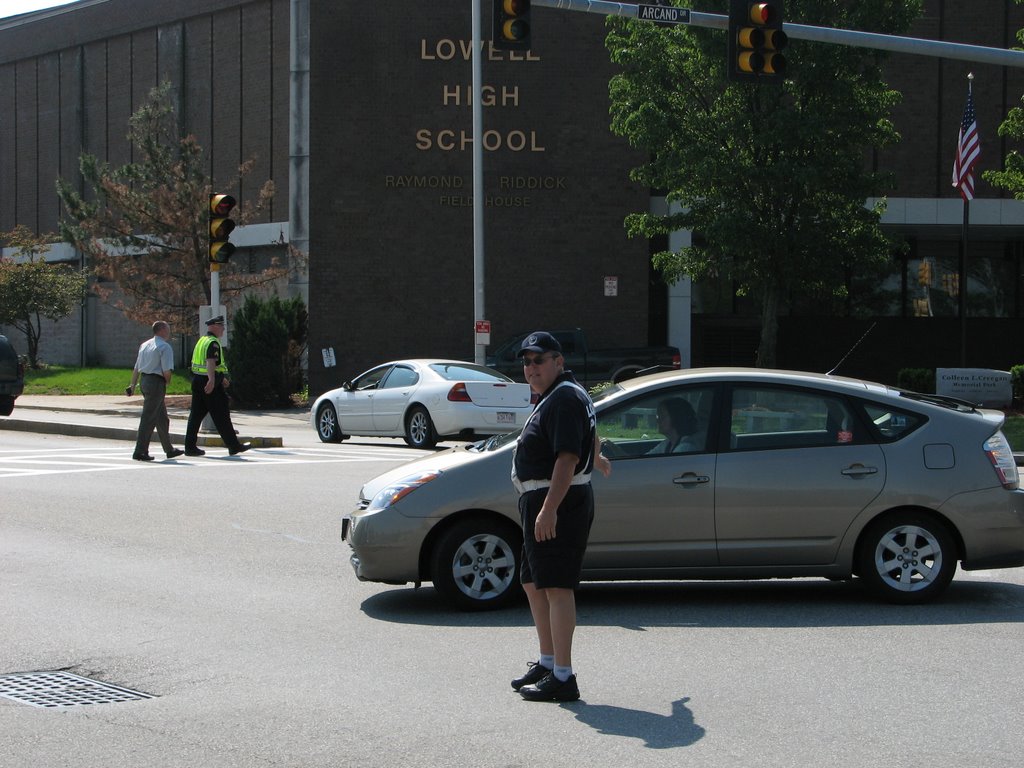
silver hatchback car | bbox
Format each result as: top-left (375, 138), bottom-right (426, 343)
top-left (344, 368), bottom-right (1024, 609)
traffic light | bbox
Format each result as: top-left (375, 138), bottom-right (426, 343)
top-left (492, 0), bottom-right (531, 52)
top-left (942, 272), bottom-right (959, 298)
top-left (208, 194), bottom-right (236, 267)
top-left (728, 1), bottom-right (787, 84)
top-left (918, 260), bottom-right (932, 286)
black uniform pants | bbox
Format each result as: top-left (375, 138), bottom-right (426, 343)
top-left (185, 375), bottom-right (242, 451)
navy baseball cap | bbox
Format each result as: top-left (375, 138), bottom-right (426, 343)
top-left (518, 331), bottom-right (562, 357)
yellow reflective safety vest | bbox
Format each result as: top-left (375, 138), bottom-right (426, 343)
top-left (190, 334), bottom-right (229, 375)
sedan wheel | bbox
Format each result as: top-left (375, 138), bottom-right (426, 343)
top-left (404, 405), bottom-right (437, 449)
top-left (316, 403), bottom-right (342, 443)
top-left (858, 513), bottom-right (957, 604)
top-left (431, 519), bottom-right (523, 610)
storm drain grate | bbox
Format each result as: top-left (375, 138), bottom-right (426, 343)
top-left (0, 671), bottom-right (155, 708)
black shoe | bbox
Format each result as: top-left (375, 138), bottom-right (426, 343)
top-left (511, 662), bottom-right (551, 691)
top-left (519, 673), bottom-right (580, 702)
top-left (229, 443), bottom-right (252, 456)
top-left (184, 448), bottom-right (206, 457)
top-left (132, 454), bottom-right (155, 462)
top-left (166, 448), bottom-right (185, 459)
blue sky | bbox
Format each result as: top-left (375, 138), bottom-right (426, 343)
top-left (2, 1), bottom-right (78, 20)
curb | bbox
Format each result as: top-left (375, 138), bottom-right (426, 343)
top-left (0, 417), bottom-right (283, 448)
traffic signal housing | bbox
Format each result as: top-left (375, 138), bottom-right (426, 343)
top-left (492, 0), bottom-right (531, 52)
top-left (918, 259), bottom-right (932, 287)
top-left (208, 194), bottom-right (236, 267)
top-left (728, 1), bottom-right (787, 84)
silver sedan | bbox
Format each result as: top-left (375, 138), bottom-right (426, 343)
top-left (344, 368), bottom-right (1024, 608)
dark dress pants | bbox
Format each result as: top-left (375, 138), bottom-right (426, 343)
top-left (185, 375), bottom-right (242, 451)
top-left (135, 374), bottom-right (173, 456)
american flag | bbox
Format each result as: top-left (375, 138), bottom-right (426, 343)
top-left (952, 86), bottom-right (981, 201)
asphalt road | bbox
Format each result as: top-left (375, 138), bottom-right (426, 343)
top-left (1, 430), bottom-right (1023, 768)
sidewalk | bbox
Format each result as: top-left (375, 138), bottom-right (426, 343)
top-left (0, 395), bottom-right (311, 448)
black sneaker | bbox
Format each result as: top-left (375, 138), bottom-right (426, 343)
top-left (166, 448), bottom-right (185, 459)
top-left (511, 662), bottom-right (551, 691)
top-left (229, 443), bottom-right (252, 456)
top-left (132, 454), bottom-right (155, 462)
top-left (184, 448), bottom-right (206, 457)
top-left (519, 673), bottom-right (580, 702)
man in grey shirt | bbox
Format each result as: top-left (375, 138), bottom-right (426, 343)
top-left (127, 320), bottom-right (184, 461)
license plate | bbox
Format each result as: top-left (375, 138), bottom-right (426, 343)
top-left (497, 411), bottom-right (516, 424)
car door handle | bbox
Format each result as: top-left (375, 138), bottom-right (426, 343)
top-left (841, 464), bottom-right (878, 477)
top-left (673, 472), bottom-right (710, 486)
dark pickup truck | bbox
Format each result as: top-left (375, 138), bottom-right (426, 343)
top-left (0, 334), bottom-right (25, 416)
top-left (487, 328), bottom-right (681, 388)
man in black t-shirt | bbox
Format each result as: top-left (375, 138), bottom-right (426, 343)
top-left (510, 331), bottom-right (611, 702)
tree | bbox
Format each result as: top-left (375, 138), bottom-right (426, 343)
top-left (606, 0), bottom-right (921, 366)
top-left (0, 226), bottom-right (88, 368)
top-left (984, 0), bottom-right (1024, 198)
top-left (56, 82), bottom-right (291, 334)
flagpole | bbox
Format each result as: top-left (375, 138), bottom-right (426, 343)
top-left (952, 71), bottom-right (979, 368)
top-left (960, 193), bottom-right (969, 366)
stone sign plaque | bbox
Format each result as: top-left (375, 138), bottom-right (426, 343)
top-left (935, 368), bottom-right (1012, 408)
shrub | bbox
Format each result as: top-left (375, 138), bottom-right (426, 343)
top-left (1011, 365), bottom-right (1024, 404)
top-left (228, 295), bottom-right (308, 407)
top-left (896, 367), bottom-right (934, 393)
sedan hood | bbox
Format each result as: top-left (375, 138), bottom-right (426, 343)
top-left (358, 442), bottom-right (505, 501)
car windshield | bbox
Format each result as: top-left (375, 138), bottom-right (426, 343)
top-left (429, 363), bottom-right (511, 382)
top-left (591, 383), bottom-right (623, 403)
top-left (472, 429), bottom-right (522, 452)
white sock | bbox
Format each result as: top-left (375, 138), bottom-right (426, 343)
top-left (553, 665), bottom-right (573, 682)
top-left (539, 654), bottom-right (555, 669)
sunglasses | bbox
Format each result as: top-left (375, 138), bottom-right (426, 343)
top-left (522, 353), bottom-right (554, 367)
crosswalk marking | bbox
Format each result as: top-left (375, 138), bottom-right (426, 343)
top-left (0, 445), bottom-right (422, 478)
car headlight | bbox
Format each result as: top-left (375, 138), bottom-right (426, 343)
top-left (367, 471), bottom-right (442, 511)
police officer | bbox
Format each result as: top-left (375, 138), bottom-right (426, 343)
top-left (510, 331), bottom-right (611, 702)
top-left (184, 315), bottom-right (250, 457)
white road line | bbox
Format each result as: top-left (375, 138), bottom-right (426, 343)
top-left (0, 445), bottom-right (417, 478)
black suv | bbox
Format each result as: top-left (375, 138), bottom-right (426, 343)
top-left (0, 334), bottom-right (25, 416)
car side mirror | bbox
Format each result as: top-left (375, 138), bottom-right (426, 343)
top-left (342, 381), bottom-right (353, 391)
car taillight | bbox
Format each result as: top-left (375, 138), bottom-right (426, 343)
top-left (447, 383), bottom-right (472, 402)
top-left (983, 432), bottom-right (1019, 490)
top-left (672, 353), bottom-right (681, 369)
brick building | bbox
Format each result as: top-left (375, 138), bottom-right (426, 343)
top-left (2, 0), bottom-right (1023, 392)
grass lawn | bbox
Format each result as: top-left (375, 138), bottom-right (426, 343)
top-left (23, 366), bottom-right (192, 396)
top-left (1002, 414), bottom-right (1024, 453)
